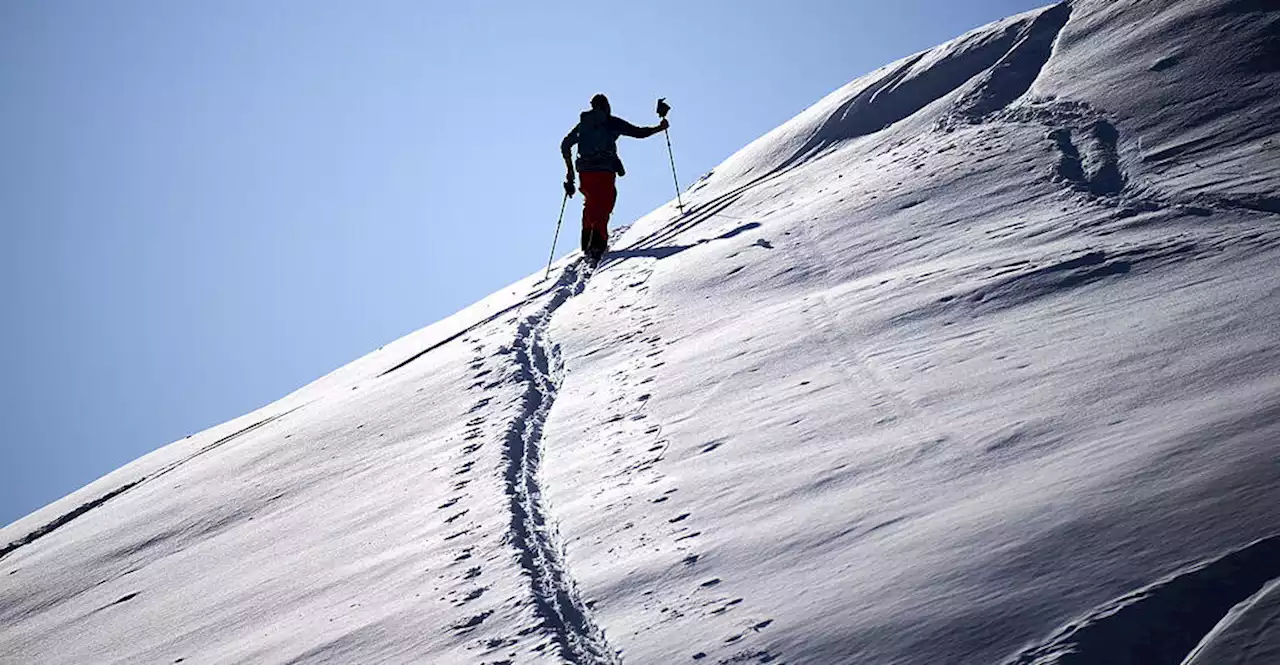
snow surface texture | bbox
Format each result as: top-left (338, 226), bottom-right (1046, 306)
top-left (3, 1), bottom-right (1278, 663)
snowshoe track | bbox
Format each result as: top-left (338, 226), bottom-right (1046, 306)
top-left (503, 260), bottom-right (620, 665)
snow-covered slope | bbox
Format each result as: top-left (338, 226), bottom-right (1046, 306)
top-left (4, 1), bottom-right (1278, 663)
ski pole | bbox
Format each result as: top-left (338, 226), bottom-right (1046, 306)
top-left (664, 129), bottom-right (683, 213)
top-left (656, 98), bottom-right (684, 214)
top-left (545, 192), bottom-right (569, 280)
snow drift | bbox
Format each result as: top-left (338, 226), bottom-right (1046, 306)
top-left (3, 1), bottom-right (1278, 663)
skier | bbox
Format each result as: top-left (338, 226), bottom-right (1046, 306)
top-left (561, 94), bottom-right (669, 263)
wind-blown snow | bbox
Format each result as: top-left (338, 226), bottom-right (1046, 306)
top-left (4, 1), bottom-right (1278, 663)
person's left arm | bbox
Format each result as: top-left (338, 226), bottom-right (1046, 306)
top-left (613, 116), bottom-right (668, 139)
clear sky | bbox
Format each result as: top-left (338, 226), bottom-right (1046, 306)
top-left (0, 0), bottom-right (1049, 526)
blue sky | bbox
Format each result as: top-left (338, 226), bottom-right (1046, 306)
top-left (0, 0), bottom-right (1048, 526)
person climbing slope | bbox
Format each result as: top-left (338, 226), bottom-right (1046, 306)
top-left (561, 94), bottom-right (668, 263)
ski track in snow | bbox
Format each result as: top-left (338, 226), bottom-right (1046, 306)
top-left (502, 259), bottom-right (621, 665)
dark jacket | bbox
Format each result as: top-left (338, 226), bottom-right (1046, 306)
top-left (562, 109), bottom-right (662, 175)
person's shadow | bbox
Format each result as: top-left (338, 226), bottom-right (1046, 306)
top-left (604, 245), bottom-right (689, 260)
top-left (601, 221), bottom-right (763, 268)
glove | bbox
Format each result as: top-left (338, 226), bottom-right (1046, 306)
top-left (564, 178), bottom-right (576, 197)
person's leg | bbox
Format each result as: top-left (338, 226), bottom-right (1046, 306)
top-left (580, 171), bottom-right (617, 255)
top-left (595, 172), bottom-right (617, 251)
top-left (579, 171), bottom-right (602, 253)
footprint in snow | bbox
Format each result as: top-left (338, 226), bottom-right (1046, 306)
top-left (105, 592), bottom-right (140, 608)
top-left (454, 587), bottom-right (485, 605)
top-left (451, 611), bottom-right (492, 632)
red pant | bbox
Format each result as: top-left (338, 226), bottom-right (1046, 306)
top-left (579, 171), bottom-right (617, 246)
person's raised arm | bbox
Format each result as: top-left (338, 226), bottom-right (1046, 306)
top-left (613, 116), bottom-right (669, 139)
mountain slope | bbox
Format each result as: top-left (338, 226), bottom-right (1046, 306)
top-left (4, 1), bottom-right (1278, 663)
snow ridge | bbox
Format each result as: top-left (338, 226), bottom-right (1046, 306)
top-left (1005, 534), bottom-right (1280, 665)
top-left (951, 2), bottom-right (1071, 119)
top-left (503, 260), bottom-right (620, 665)
top-left (0, 409), bottom-right (294, 562)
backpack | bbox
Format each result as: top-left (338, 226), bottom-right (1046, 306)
top-left (575, 110), bottom-right (625, 175)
